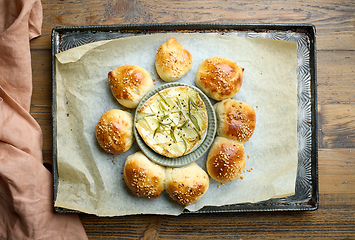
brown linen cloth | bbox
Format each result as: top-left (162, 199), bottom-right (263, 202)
top-left (0, 0), bottom-right (88, 239)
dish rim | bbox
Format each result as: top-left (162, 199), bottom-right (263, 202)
top-left (133, 82), bottom-right (217, 167)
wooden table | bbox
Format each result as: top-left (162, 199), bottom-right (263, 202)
top-left (30, 0), bottom-right (354, 239)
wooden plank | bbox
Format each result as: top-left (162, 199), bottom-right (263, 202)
top-left (318, 149), bottom-right (355, 194)
top-left (30, 50), bottom-right (52, 166)
top-left (318, 104), bottom-right (355, 149)
top-left (317, 50), bottom-right (355, 105)
top-left (30, 0), bottom-right (355, 51)
top-left (30, 49), bottom-right (52, 106)
top-left (30, 107), bottom-right (52, 165)
top-left (79, 193), bottom-right (355, 239)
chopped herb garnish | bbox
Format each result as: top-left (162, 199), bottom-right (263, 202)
top-left (158, 91), bottom-right (169, 106)
top-left (189, 97), bottom-right (202, 109)
top-left (135, 113), bottom-right (155, 123)
top-left (160, 114), bottom-right (170, 121)
top-left (178, 120), bottom-right (188, 129)
top-left (170, 126), bottom-right (177, 143)
top-left (153, 125), bottom-right (161, 138)
top-left (136, 86), bottom-right (207, 158)
top-left (158, 119), bottom-right (172, 125)
top-left (193, 127), bottom-right (201, 140)
top-left (159, 101), bottom-right (168, 112)
top-left (189, 114), bottom-right (200, 131)
top-left (175, 97), bottom-right (182, 109)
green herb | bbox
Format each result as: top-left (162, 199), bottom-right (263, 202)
top-left (160, 114), bottom-right (170, 121)
top-left (159, 101), bottom-right (168, 112)
top-left (175, 98), bottom-right (182, 109)
top-left (178, 120), bottom-right (188, 129)
top-left (170, 126), bottom-right (177, 143)
top-left (158, 91), bottom-right (169, 106)
top-left (188, 97), bottom-right (191, 115)
top-left (135, 113), bottom-right (155, 123)
top-left (158, 119), bottom-right (172, 125)
top-left (153, 124), bottom-right (161, 138)
top-left (189, 114), bottom-right (200, 131)
top-left (189, 97), bottom-right (202, 109)
top-left (193, 127), bottom-right (201, 140)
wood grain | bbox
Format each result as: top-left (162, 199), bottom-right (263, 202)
top-left (318, 149), bottom-right (355, 194)
top-left (30, 0), bottom-right (355, 51)
top-left (28, 0), bottom-right (355, 238)
top-left (317, 51), bottom-right (355, 105)
top-left (319, 104), bottom-right (355, 149)
top-left (79, 194), bottom-right (355, 239)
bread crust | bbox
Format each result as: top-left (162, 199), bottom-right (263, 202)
top-left (123, 151), bottom-right (166, 198)
top-left (155, 38), bottom-right (193, 82)
top-left (206, 137), bottom-right (245, 183)
top-left (214, 99), bottom-right (256, 143)
top-left (195, 56), bottom-right (243, 101)
top-left (165, 162), bottom-right (209, 205)
top-left (95, 109), bottom-right (134, 154)
top-left (108, 65), bottom-right (154, 108)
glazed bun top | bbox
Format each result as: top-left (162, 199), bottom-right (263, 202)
top-left (123, 151), bottom-right (166, 198)
top-left (206, 136), bottom-right (245, 183)
top-left (155, 38), bottom-right (193, 82)
top-left (214, 99), bottom-right (256, 143)
top-left (108, 65), bottom-right (154, 108)
top-left (95, 109), bottom-right (134, 155)
top-left (195, 56), bottom-right (243, 101)
top-left (165, 162), bottom-right (209, 206)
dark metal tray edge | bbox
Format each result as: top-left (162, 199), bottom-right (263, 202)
top-left (51, 23), bottom-right (318, 216)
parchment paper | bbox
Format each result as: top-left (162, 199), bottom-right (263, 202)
top-left (54, 33), bottom-right (298, 216)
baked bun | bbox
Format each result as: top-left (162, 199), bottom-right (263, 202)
top-left (123, 151), bottom-right (166, 198)
top-left (195, 56), bottom-right (243, 101)
top-left (206, 137), bottom-right (245, 183)
top-left (155, 38), bottom-right (193, 82)
top-left (165, 163), bottom-right (209, 205)
top-left (108, 65), bottom-right (154, 108)
top-left (214, 99), bottom-right (256, 143)
top-left (95, 109), bottom-right (134, 154)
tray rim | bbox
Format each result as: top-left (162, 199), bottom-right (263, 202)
top-left (51, 23), bottom-right (318, 215)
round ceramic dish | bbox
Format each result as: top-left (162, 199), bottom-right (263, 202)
top-left (134, 82), bottom-right (217, 167)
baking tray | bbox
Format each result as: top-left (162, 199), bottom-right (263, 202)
top-left (52, 23), bottom-right (318, 214)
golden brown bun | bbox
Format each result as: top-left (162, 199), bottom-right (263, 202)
top-left (155, 38), bottom-right (193, 82)
top-left (108, 65), bottom-right (154, 108)
top-left (123, 151), bottom-right (166, 198)
top-left (214, 99), bottom-right (256, 143)
top-left (206, 137), bottom-right (245, 183)
top-left (165, 162), bottom-right (209, 205)
top-left (195, 57), bottom-right (243, 101)
top-left (95, 109), bottom-right (134, 154)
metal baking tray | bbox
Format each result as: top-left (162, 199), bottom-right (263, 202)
top-left (52, 23), bottom-right (318, 214)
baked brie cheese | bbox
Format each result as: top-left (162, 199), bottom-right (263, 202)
top-left (135, 86), bottom-right (208, 158)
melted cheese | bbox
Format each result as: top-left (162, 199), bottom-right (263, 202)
top-left (135, 86), bottom-right (208, 158)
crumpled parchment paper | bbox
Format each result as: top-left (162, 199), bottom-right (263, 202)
top-left (54, 33), bottom-right (298, 216)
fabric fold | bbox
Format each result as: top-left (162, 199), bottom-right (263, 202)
top-left (0, 0), bottom-right (88, 239)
